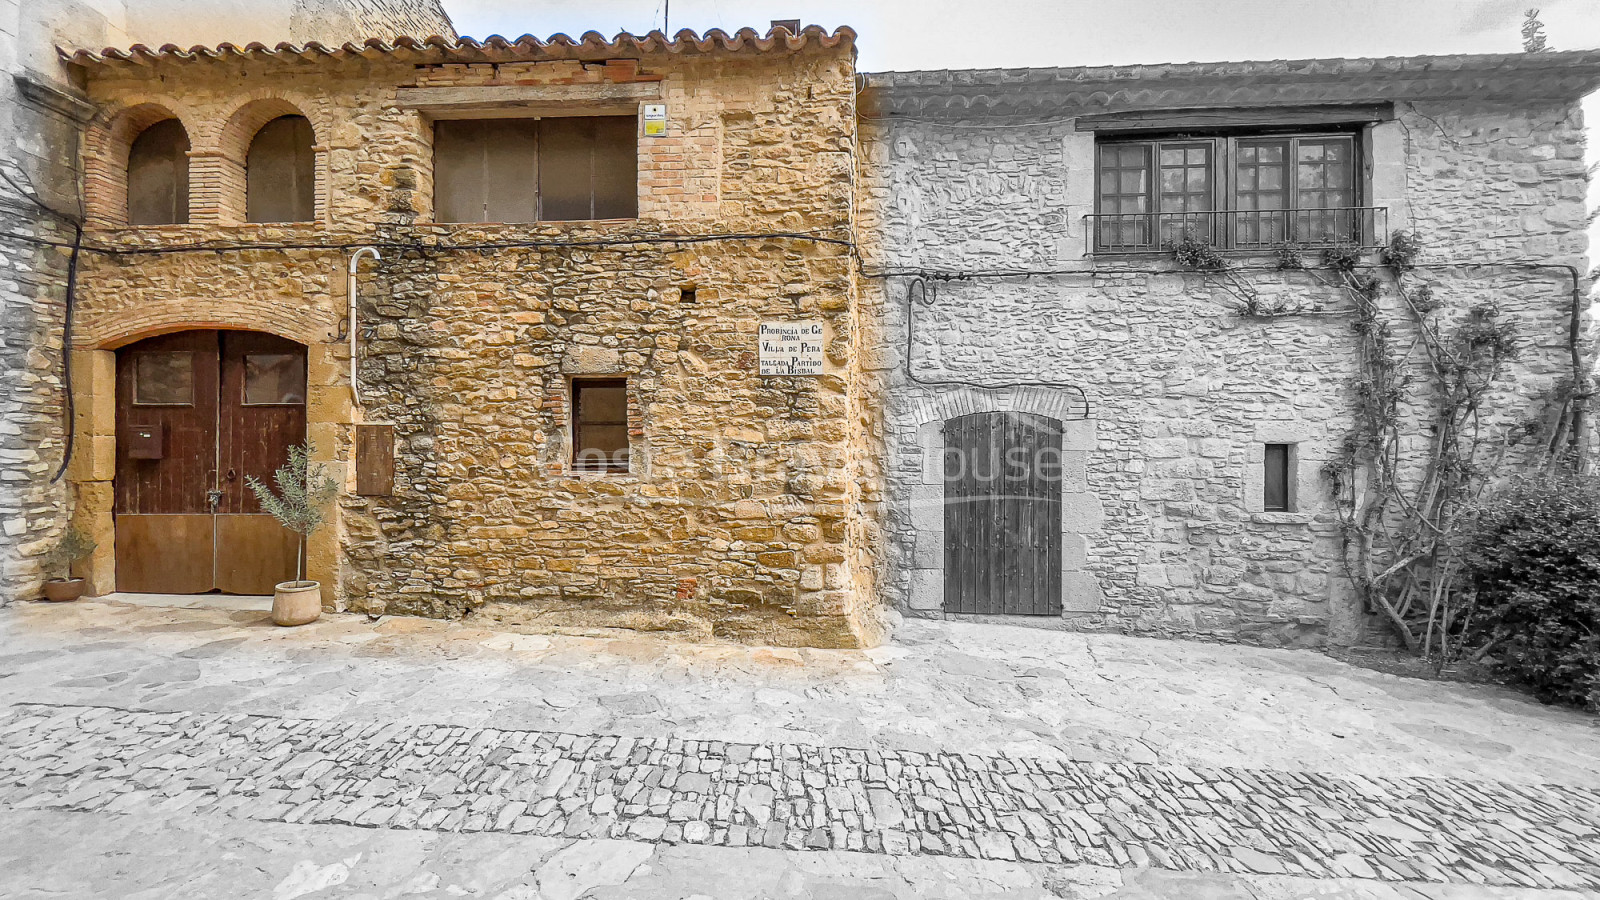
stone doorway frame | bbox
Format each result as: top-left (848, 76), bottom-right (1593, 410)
top-left (69, 321), bottom-right (351, 609)
top-left (901, 387), bottom-right (1104, 620)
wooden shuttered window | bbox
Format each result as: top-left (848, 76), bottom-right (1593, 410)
top-left (433, 116), bottom-right (637, 223)
top-left (572, 378), bottom-right (630, 473)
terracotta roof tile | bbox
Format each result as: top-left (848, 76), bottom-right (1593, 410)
top-left (860, 49), bottom-right (1600, 116)
top-left (60, 25), bottom-right (855, 68)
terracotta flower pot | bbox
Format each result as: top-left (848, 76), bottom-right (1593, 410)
top-left (272, 581), bottom-right (322, 626)
top-left (42, 578), bottom-right (88, 602)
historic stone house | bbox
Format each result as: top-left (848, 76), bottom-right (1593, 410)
top-left (9, 22), bottom-right (1600, 649)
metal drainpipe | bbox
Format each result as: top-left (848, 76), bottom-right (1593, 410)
top-left (347, 247), bottom-right (381, 407)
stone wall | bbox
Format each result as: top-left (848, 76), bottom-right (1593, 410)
top-left (859, 99), bottom-right (1589, 647)
top-left (67, 40), bottom-right (886, 647)
top-left (1, 0), bottom-right (459, 602)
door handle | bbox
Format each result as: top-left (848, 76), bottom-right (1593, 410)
top-left (226, 468), bottom-right (237, 481)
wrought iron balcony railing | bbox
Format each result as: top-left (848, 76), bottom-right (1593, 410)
top-left (1086, 207), bottom-right (1388, 255)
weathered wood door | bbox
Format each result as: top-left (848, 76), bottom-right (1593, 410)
top-left (944, 412), bottom-right (1063, 615)
top-left (115, 330), bottom-right (306, 594)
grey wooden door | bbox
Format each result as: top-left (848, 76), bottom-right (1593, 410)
top-left (944, 412), bottom-right (1063, 615)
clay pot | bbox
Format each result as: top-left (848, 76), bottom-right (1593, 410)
top-left (42, 578), bottom-right (87, 602)
top-left (271, 581), bottom-right (322, 626)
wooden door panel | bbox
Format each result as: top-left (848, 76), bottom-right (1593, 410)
top-left (944, 412), bottom-right (1063, 616)
top-left (115, 514), bottom-right (214, 593)
top-left (115, 330), bottom-right (219, 515)
top-left (215, 515), bottom-right (301, 594)
top-left (219, 332), bottom-right (307, 515)
top-left (115, 329), bottom-right (307, 594)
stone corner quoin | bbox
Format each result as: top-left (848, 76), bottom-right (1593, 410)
top-left (2, 26), bottom-right (1595, 650)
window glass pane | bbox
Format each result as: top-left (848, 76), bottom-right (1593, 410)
top-left (246, 115), bottom-right (315, 223)
top-left (574, 380), bottom-right (629, 472)
top-left (1157, 141), bottom-right (1212, 244)
top-left (1264, 444), bottom-right (1291, 512)
top-left (576, 383), bottom-right (628, 423)
top-left (1294, 137), bottom-right (1357, 242)
top-left (243, 354), bottom-right (306, 405)
top-left (1096, 143), bottom-right (1154, 249)
top-left (1233, 139), bottom-right (1291, 247)
top-left (133, 352), bottom-right (194, 405)
top-left (127, 119), bottom-right (190, 226)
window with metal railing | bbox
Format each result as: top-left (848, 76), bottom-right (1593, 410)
top-left (1090, 131), bottom-right (1384, 253)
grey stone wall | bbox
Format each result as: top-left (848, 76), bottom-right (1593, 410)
top-left (860, 100), bottom-right (1590, 647)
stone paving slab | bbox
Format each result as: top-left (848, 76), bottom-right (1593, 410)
top-left (3, 702), bottom-right (1597, 892)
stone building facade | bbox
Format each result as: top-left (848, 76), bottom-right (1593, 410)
top-left (56, 27), bottom-right (886, 647)
top-left (858, 53), bottom-right (1600, 647)
top-left (0, 0), bottom-right (454, 602)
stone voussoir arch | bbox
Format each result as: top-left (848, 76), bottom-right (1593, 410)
top-left (76, 304), bottom-right (337, 352)
top-left (899, 383), bottom-right (1103, 619)
top-left (83, 97), bottom-right (205, 228)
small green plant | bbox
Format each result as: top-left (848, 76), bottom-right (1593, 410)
top-left (1383, 231), bottom-right (1424, 273)
top-left (1322, 243), bottom-right (1363, 272)
top-left (1272, 242), bottom-right (1306, 270)
top-left (1166, 229), bottom-right (1230, 272)
top-left (45, 527), bottom-right (97, 580)
top-left (247, 442), bottom-right (339, 587)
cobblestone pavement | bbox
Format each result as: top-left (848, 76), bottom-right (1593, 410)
top-left (3, 701), bottom-right (1598, 892)
top-left (4, 599), bottom-right (1600, 899)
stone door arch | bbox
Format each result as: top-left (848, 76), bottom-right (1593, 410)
top-left (902, 387), bottom-right (1104, 619)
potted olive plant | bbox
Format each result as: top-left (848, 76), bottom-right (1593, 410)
top-left (247, 441), bottom-right (339, 626)
top-left (42, 526), bottom-right (98, 602)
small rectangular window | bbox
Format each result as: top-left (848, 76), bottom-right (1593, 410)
top-left (573, 378), bottom-right (629, 473)
top-left (132, 352), bottom-right (194, 406)
top-left (1263, 443), bottom-right (1294, 512)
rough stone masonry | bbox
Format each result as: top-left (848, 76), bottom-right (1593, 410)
top-left (62, 29), bottom-right (887, 647)
top-left (858, 56), bottom-right (1597, 647)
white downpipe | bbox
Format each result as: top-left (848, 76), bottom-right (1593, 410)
top-left (347, 247), bottom-right (381, 407)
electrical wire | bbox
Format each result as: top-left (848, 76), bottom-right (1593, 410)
top-left (866, 259), bottom-right (1590, 428)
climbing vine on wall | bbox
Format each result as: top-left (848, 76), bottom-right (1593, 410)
top-left (1322, 232), bottom-right (1589, 662)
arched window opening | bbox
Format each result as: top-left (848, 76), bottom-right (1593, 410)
top-left (127, 119), bottom-right (190, 225)
top-left (246, 115), bottom-right (316, 223)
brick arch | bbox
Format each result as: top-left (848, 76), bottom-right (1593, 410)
top-left (83, 101), bottom-right (201, 227)
top-left (77, 303), bottom-right (336, 351)
top-left (210, 94), bottom-right (332, 224)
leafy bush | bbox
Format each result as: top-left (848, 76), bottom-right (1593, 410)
top-left (1461, 475), bottom-right (1600, 709)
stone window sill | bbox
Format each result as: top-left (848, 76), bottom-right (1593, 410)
top-left (1251, 511), bottom-right (1314, 525)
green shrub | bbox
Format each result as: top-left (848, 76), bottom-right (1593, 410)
top-left (1462, 475), bottom-right (1600, 710)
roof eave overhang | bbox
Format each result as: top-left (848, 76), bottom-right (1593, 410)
top-left (60, 26), bottom-right (857, 72)
top-left (860, 50), bottom-right (1600, 119)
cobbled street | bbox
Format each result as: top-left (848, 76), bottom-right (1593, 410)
top-left (2, 598), bottom-right (1598, 899)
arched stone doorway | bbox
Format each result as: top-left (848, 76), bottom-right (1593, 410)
top-left (113, 329), bottom-right (307, 593)
top-left (943, 411), bottom-right (1063, 615)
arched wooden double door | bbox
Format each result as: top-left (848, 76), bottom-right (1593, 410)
top-left (115, 330), bottom-right (306, 594)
